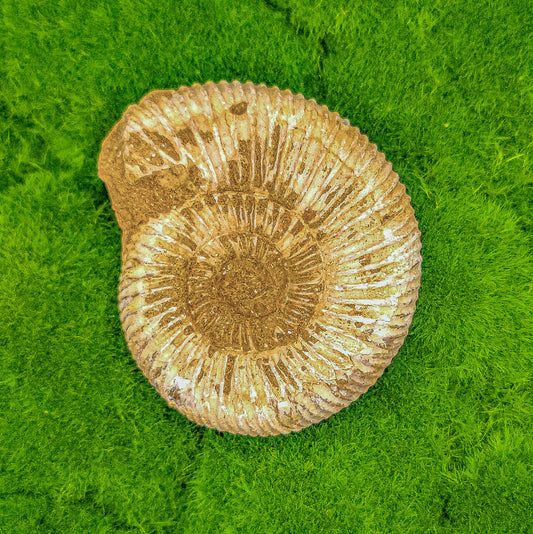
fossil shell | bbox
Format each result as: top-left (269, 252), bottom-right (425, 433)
top-left (98, 81), bottom-right (422, 436)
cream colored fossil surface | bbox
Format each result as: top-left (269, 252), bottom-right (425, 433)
top-left (98, 81), bottom-right (422, 436)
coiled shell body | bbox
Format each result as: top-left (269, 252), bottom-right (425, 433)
top-left (98, 81), bottom-right (422, 436)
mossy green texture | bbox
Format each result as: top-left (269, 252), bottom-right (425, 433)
top-left (1, 0), bottom-right (531, 532)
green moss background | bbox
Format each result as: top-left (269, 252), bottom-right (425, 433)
top-left (1, 1), bottom-right (531, 532)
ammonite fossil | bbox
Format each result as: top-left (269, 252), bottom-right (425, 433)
top-left (98, 81), bottom-right (422, 436)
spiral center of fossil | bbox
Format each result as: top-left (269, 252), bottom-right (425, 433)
top-left (183, 212), bottom-right (324, 353)
top-left (217, 257), bottom-right (286, 318)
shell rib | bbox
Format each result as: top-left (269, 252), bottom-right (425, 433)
top-left (98, 81), bottom-right (422, 436)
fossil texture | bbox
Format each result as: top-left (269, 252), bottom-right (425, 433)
top-left (98, 81), bottom-right (422, 436)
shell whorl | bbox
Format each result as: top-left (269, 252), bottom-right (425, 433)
top-left (99, 81), bottom-right (422, 436)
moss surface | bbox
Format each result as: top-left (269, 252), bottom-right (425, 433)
top-left (1, 1), bottom-right (531, 532)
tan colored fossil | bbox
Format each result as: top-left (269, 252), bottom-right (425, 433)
top-left (98, 81), bottom-right (422, 436)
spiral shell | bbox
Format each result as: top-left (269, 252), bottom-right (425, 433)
top-left (98, 81), bottom-right (422, 436)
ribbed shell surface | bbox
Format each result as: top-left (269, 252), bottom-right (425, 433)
top-left (98, 81), bottom-right (422, 436)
